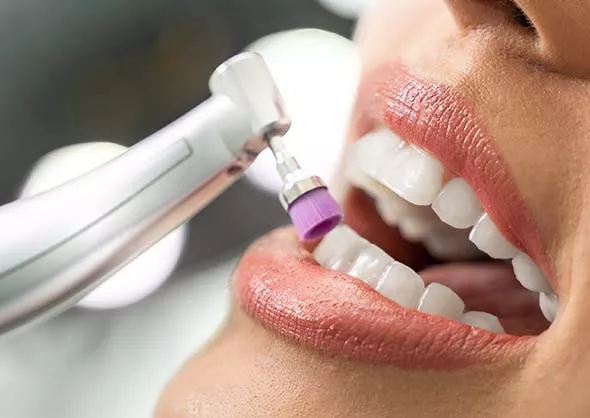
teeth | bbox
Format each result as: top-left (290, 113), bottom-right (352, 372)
top-left (313, 224), bottom-right (426, 309)
top-left (346, 131), bottom-right (552, 329)
top-left (347, 244), bottom-right (393, 287)
top-left (375, 262), bottom-right (425, 308)
top-left (350, 129), bottom-right (403, 175)
top-left (313, 225), bottom-right (368, 271)
top-left (374, 194), bottom-right (418, 226)
top-left (469, 214), bottom-right (518, 259)
top-left (423, 228), bottom-right (482, 261)
top-left (418, 283), bottom-right (465, 319)
top-left (512, 253), bottom-right (552, 294)
top-left (398, 217), bottom-right (437, 242)
top-left (312, 224), bottom-right (513, 334)
top-left (373, 145), bottom-right (444, 206)
top-left (539, 292), bottom-right (558, 322)
top-left (432, 178), bottom-right (483, 229)
top-left (460, 311), bottom-right (505, 333)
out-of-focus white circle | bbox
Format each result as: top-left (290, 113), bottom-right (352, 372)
top-left (245, 29), bottom-right (360, 195)
top-left (316, 0), bottom-right (378, 19)
top-left (19, 142), bottom-right (187, 310)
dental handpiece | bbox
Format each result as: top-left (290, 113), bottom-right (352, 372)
top-left (0, 52), bottom-right (341, 338)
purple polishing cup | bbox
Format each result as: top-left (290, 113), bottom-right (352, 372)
top-left (287, 187), bottom-right (343, 241)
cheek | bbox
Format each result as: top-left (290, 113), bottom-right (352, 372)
top-left (355, 0), bottom-right (454, 73)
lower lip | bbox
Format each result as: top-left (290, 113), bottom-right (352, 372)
top-left (234, 227), bottom-right (534, 370)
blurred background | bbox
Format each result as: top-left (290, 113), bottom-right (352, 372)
top-left (0, 0), bottom-right (370, 417)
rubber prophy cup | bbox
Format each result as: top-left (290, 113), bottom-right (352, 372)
top-left (287, 187), bottom-right (343, 241)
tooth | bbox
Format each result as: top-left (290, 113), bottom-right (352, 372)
top-left (469, 213), bottom-right (518, 259)
top-left (539, 292), bottom-right (558, 322)
top-left (418, 283), bottom-right (465, 319)
top-left (345, 156), bottom-right (369, 190)
top-left (313, 225), bottom-right (366, 269)
top-left (375, 194), bottom-right (417, 226)
top-left (424, 229), bottom-right (482, 261)
top-left (460, 311), bottom-right (505, 333)
top-left (432, 178), bottom-right (483, 229)
top-left (398, 217), bottom-right (435, 242)
top-left (346, 166), bottom-right (386, 199)
top-left (512, 253), bottom-right (552, 294)
top-left (347, 130), bottom-right (405, 199)
top-left (352, 129), bottom-right (404, 175)
top-left (347, 244), bottom-right (393, 287)
top-left (375, 262), bottom-right (425, 308)
top-left (373, 145), bottom-right (444, 206)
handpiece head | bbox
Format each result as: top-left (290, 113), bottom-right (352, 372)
top-left (210, 52), bottom-right (342, 241)
top-left (209, 52), bottom-right (291, 146)
top-left (274, 143), bottom-right (343, 242)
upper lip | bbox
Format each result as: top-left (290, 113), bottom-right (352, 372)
top-left (356, 62), bottom-right (552, 284)
top-left (234, 62), bottom-right (543, 369)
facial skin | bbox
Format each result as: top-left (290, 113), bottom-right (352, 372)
top-left (156, 1), bottom-right (590, 417)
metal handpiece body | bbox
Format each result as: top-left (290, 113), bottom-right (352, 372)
top-left (0, 52), bottom-right (288, 338)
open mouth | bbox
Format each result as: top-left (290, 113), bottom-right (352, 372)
top-left (325, 124), bottom-right (554, 335)
top-left (235, 63), bottom-right (557, 370)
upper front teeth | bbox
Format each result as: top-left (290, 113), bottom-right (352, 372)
top-left (347, 129), bottom-right (559, 323)
top-left (539, 293), bottom-right (558, 322)
top-left (432, 178), bottom-right (483, 229)
top-left (374, 144), bottom-right (444, 206)
top-left (512, 253), bottom-right (552, 294)
top-left (468, 214), bottom-right (518, 260)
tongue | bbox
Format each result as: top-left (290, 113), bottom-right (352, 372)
top-left (419, 262), bottom-right (549, 335)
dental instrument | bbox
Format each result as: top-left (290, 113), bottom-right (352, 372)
top-left (0, 52), bottom-right (342, 339)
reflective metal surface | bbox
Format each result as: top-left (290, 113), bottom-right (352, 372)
top-left (0, 0), bottom-right (350, 265)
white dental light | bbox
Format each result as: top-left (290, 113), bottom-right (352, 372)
top-left (19, 142), bottom-right (187, 310)
top-left (245, 29), bottom-right (360, 195)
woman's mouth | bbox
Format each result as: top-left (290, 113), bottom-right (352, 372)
top-left (234, 63), bottom-right (557, 370)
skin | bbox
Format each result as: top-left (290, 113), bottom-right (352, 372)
top-left (156, 1), bottom-right (590, 416)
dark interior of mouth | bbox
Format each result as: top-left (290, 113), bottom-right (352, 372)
top-left (343, 187), bottom-right (550, 337)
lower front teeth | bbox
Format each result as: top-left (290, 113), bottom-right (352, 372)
top-left (418, 283), bottom-right (465, 319)
top-left (375, 262), bottom-right (424, 308)
top-left (313, 225), bottom-right (367, 270)
top-left (348, 245), bottom-right (393, 288)
top-left (460, 311), bottom-right (505, 333)
top-left (313, 226), bottom-right (505, 333)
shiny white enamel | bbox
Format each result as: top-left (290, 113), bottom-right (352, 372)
top-left (418, 283), bottom-right (465, 319)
